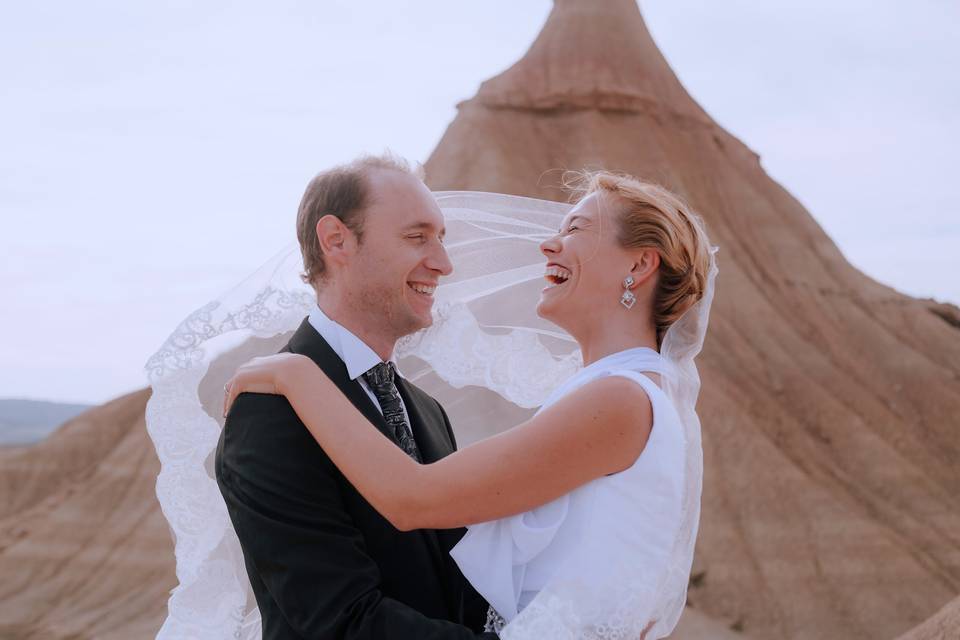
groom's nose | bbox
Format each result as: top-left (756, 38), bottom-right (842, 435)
top-left (426, 242), bottom-right (453, 276)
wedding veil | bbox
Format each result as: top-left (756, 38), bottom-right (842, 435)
top-left (145, 191), bottom-right (718, 639)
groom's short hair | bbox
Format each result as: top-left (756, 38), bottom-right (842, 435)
top-left (297, 152), bottom-right (422, 288)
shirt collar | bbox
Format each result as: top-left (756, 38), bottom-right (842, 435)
top-left (308, 305), bottom-right (399, 381)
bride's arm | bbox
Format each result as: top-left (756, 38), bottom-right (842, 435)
top-left (225, 354), bottom-right (653, 531)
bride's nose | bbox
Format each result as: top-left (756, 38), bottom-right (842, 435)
top-left (540, 235), bottom-right (561, 256)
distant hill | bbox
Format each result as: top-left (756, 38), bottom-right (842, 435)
top-left (0, 398), bottom-right (92, 446)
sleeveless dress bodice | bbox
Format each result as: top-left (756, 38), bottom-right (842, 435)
top-left (450, 347), bottom-right (687, 632)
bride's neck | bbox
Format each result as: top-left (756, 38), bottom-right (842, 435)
top-left (574, 313), bottom-right (658, 367)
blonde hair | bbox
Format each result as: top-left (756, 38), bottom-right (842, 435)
top-left (567, 171), bottom-right (712, 346)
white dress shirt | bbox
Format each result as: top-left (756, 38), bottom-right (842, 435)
top-left (307, 305), bottom-right (411, 425)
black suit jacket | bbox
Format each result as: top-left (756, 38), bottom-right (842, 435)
top-left (215, 318), bottom-right (496, 639)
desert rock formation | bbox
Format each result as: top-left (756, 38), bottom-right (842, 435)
top-left (0, 391), bottom-right (174, 638)
top-left (424, 1), bottom-right (960, 639)
top-left (0, 1), bottom-right (957, 639)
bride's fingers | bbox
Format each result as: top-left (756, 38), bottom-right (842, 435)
top-left (223, 374), bottom-right (249, 417)
top-left (223, 379), bottom-right (236, 418)
top-left (224, 372), bottom-right (254, 417)
top-left (639, 618), bottom-right (656, 639)
top-left (223, 372), bottom-right (283, 418)
top-left (224, 376), bottom-right (249, 417)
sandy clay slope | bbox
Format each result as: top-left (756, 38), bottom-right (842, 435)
top-left (0, 391), bottom-right (175, 639)
top-left (1, 1), bottom-right (958, 639)
top-left (423, 1), bottom-right (960, 638)
top-left (896, 594), bottom-right (960, 640)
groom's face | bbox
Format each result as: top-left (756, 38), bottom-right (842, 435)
top-left (344, 170), bottom-right (452, 338)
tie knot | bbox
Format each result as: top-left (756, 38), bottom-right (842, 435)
top-left (363, 361), bottom-right (395, 388)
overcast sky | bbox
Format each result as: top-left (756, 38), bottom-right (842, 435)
top-left (1, 0), bottom-right (957, 404)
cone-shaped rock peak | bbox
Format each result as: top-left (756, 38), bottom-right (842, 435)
top-left (426, 2), bottom-right (960, 639)
top-left (477, 0), bottom-right (705, 118)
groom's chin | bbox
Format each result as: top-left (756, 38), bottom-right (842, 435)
top-left (407, 307), bottom-right (434, 333)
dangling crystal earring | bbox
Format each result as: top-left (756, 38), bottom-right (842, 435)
top-left (620, 275), bottom-right (636, 310)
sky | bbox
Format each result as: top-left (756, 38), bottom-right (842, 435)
top-left (1, 0), bottom-right (958, 405)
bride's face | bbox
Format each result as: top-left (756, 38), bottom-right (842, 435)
top-left (537, 193), bottom-right (635, 332)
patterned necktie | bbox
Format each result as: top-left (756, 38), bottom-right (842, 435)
top-left (362, 361), bottom-right (423, 463)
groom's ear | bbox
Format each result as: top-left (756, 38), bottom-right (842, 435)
top-left (316, 215), bottom-right (357, 266)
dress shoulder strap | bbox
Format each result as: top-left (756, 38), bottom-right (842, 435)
top-left (603, 369), bottom-right (664, 403)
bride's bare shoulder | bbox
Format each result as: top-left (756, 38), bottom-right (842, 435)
top-left (522, 375), bottom-right (654, 471)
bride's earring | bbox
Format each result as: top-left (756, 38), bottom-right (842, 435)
top-left (620, 275), bottom-right (637, 310)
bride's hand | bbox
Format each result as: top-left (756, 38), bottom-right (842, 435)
top-left (222, 353), bottom-right (314, 417)
top-left (639, 619), bottom-right (656, 639)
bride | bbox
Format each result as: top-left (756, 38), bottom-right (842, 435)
top-left (219, 170), bottom-right (717, 639)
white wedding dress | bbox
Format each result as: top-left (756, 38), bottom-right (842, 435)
top-left (453, 348), bottom-right (687, 639)
top-left (146, 191), bottom-right (717, 640)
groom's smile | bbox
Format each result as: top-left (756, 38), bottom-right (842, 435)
top-left (408, 281), bottom-right (438, 296)
top-left (344, 168), bottom-right (452, 339)
top-left (406, 279), bottom-right (439, 314)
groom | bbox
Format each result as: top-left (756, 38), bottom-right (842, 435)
top-left (215, 154), bottom-right (496, 639)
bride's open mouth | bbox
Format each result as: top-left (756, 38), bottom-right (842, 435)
top-left (543, 264), bottom-right (572, 290)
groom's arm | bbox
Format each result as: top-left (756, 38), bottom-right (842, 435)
top-left (217, 392), bottom-right (497, 640)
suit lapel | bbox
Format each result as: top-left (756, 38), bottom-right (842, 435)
top-left (396, 378), bottom-right (453, 464)
top-left (286, 319), bottom-right (397, 446)
top-left (288, 317), bottom-right (452, 579)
